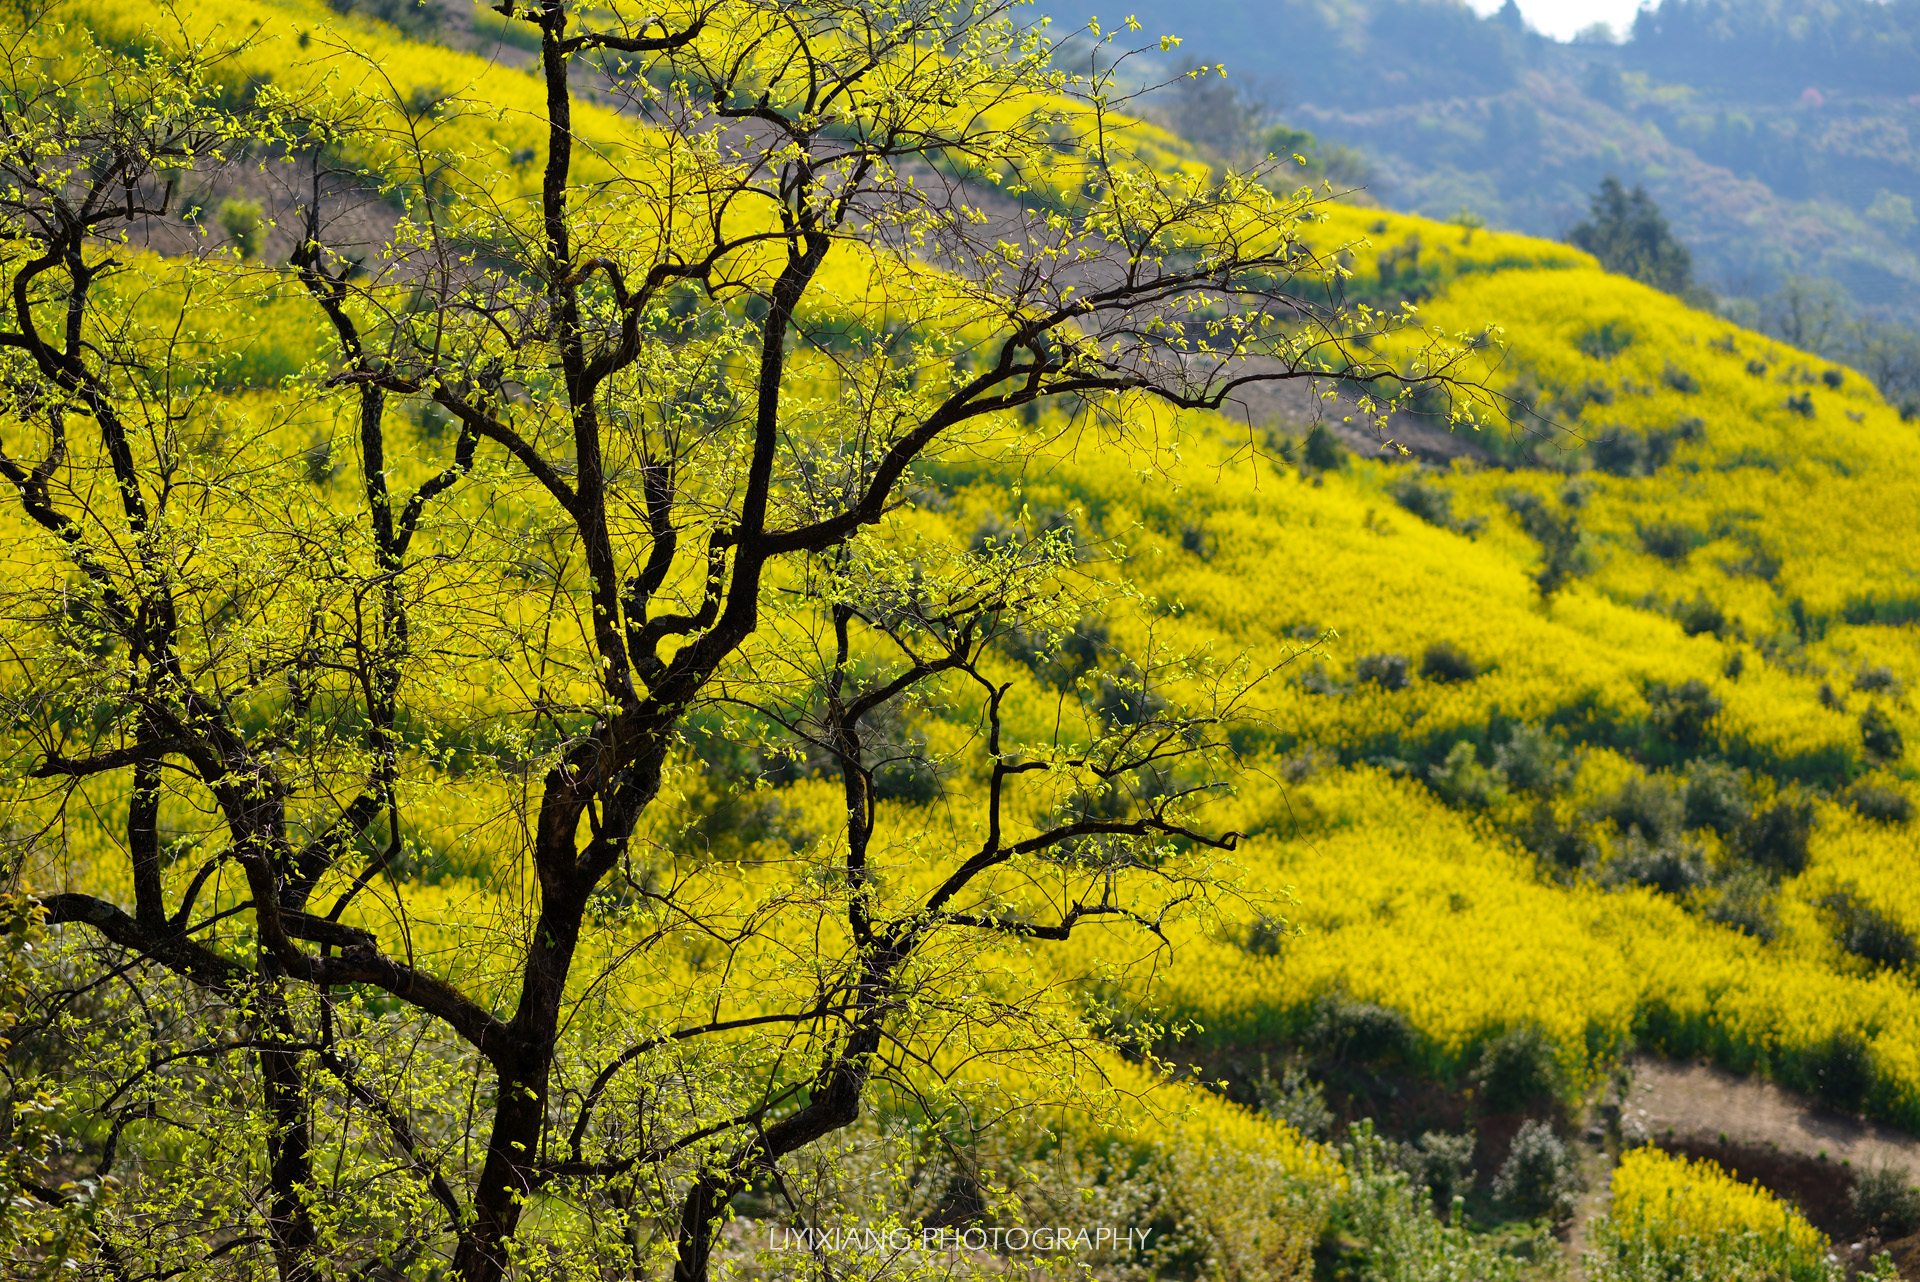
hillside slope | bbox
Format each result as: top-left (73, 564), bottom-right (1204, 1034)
top-left (8, 0), bottom-right (1919, 1272)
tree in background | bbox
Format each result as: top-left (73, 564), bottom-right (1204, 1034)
top-left (1567, 175), bottom-right (1709, 306)
top-left (0, 2), bottom-right (1478, 1280)
top-left (1724, 275), bottom-right (1920, 418)
top-left (1155, 62), bottom-right (1371, 190)
top-left (1159, 59), bottom-right (1275, 170)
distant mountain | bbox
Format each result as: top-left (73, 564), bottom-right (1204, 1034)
top-left (1036, 0), bottom-right (1920, 327)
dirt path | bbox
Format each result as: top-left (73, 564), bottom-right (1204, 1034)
top-left (1626, 1056), bottom-right (1920, 1180)
top-left (1556, 1058), bottom-right (1920, 1279)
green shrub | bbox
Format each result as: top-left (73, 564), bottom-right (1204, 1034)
top-left (1592, 418), bottom-right (1703, 476)
top-left (1592, 428), bottom-right (1664, 476)
top-left (1391, 474), bottom-right (1485, 537)
top-left (1861, 704), bottom-right (1904, 762)
top-left (1471, 1025), bottom-right (1561, 1112)
top-left (1646, 679), bottom-right (1722, 752)
top-left (1520, 800), bottom-right (1594, 872)
top-left (1304, 422), bottom-right (1345, 470)
top-left (1847, 783), bottom-right (1912, 824)
top-left (1297, 658), bottom-right (1341, 696)
top-left (1253, 1060), bottom-right (1333, 1141)
top-left (1702, 869), bottom-right (1779, 942)
top-left (1428, 740), bottom-right (1504, 808)
top-left (1399, 1131), bottom-right (1477, 1207)
top-left (1418, 641), bottom-right (1480, 684)
top-left (1245, 913), bottom-right (1291, 957)
top-left (1505, 489), bottom-right (1591, 596)
top-left (1604, 832), bottom-right (1707, 897)
top-left (1589, 775), bottom-right (1684, 844)
top-left (1493, 724), bottom-right (1564, 794)
top-left (1802, 1029), bottom-right (1876, 1112)
top-left (1325, 1124), bottom-right (1544, 1282)
top-left (303, 436), bottom-right (336, 485)
top-left (1579, 319), bottom-right (1635, 360)
top-left (1637, 519), bottom-right (1703, 561)
top-left (1682, 761), bottom-right (1749, 835)
top-left (1663, 361), bottom-right (1700, 393)
top-left (1673, 591), bottom-right (1728, 638)
top-left (1851, 1164), bottom-right (1920, 1238)
top-left (1854, 664), bottom-right (1903, 695)
top-left (1821, 889), bottom-right (1917, 973)
top-left (1492, 1120), bottom-right (1581, 1221)
top-left (1308, 996), bottom-right (1414, 1066)
top-left (216, 197), bottom-right (264, 258)
top-left (1356, 652), bottom-right (1411, 691)
top-left (1736, 796), bottom-right (1813, 877)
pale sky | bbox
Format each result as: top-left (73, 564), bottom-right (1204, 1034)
top-left (1465, 0), bottom-right (1649, 43)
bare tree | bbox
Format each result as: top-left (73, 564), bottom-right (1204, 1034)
top-left (0, 2), bottom-right (1477, 1278)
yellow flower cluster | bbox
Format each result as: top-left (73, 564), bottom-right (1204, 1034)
top-left (1599, 1147), bottom-right (1833, 1280)
top-left (1049, 766), bottom-right (1920, 1122)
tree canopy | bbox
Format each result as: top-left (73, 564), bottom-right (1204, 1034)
top-left (1567, 175), bottom-right (1701, 302)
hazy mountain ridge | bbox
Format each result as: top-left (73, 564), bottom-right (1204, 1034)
top-left (1039, 0), bottom-right (1920, 327)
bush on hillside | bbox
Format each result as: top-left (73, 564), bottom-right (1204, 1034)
top-left (1604, 831), bottom-right (1708, 897)
top-left (1674, 591), bottom-right (1729, 638)
top-left (1492, 1120), bottom-right (1582, 1221)
top-left (1493, 723), bottom-right (1565, 794)
top-left (1598, 416), bottom-right (1700, 475)
top-left (1852, 1165), bottom-right (1920, 1238)
top-left (1638, 519), bottom-right (1703, 561)
top-left (1702, 868), bottom-right (1780, 942)
top-left (1303, 423), bottom-right (1345, 471)
top-left (1471, 1025), bottom-right (1562, 1112)
top-left (1721, 535), bottom-right (1783, 582)
top-left (1737, 796), bottom-right (1814, 876)
top-left (1330, 1125), bottom-right (1544, 1282)
top-left (1297, 658), bottom-right (1341, 696)
top-left (1646, 679), bottom-right (1722, 752)
top-left (1253, 1060), bottom-right (1334, 1141)
top-left (1589, 775), bottom-right (1684, 844)
top-left (1520, 799), bottom-right (1596, 873)
top-left (1418, 641), bottom-right (1480, 684)
top-left (1355, 652), bottom-right (1411, 691)
top-left (1308, 996), bottom-right (1415, 1066)
top-left (1662, 361), bottom-right (1700, 393)
top-left (1567, 176), bottom-right (1698, 299)
top-left (215, 197), bottom-right (264, 259)
top-left (1821, 889), bottom-right (1918, 974)
top-left (1094, 665), bottom-right (1168, 728)
top-left (1682, 761), bottom-right (1750, 835)
top-left (1391, 473), bottom-right (1485, 537)
top-left (1847, 783), bottom-right (1913, 824)
top-left (1854, 664), bottom-right (1903, 695)
top-left (1428, 740), bottom-right (1505, 808)
top-left (1399, 1131), bottom-right (1477, 1207)
top-left (1244, 913), bottom-right (1291, 957)
top-left (1861, 704), bottom-right (1904, 762)
top-left (1505, 489), bottom-right (1591, 596)
top-left (1802, 1030), bottom-right (1877, 1113)
top-left (1579, 320), bottom-right (1636, 361)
